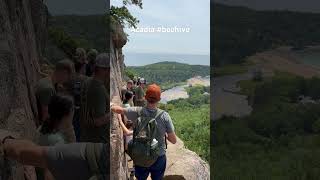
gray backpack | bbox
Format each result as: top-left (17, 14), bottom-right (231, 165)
top-left (127, 108), bottom-right (164, 167)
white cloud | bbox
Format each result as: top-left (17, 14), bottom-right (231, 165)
top-left (112, 0), bottom-right (210, 55)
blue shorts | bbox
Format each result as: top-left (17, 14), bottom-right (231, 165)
top-left (134, 155), bottom-right (166, 180)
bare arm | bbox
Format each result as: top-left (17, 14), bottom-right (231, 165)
top-left (41, 105), bottom-right (49, 122)
top-left (167, 132), bottom-right (177, 144)
top-left (111, 105), bottom-right (125, 115)
top-left (117, 114), bottom-right (133, 136)
top-left (4, 139), bottom-right (48, 168)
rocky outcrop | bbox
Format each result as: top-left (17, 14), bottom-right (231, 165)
top-left (164, 138), bottom-right (210, 180)
top-left (0, 0), bottom-right (47, 179)
top-left (110, 21), bottom-right (129, 180)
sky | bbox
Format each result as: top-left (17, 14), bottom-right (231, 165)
top-left (112, 0), bottom-right (210, 56)
top-left (214, 0), bottom-right (320, 13)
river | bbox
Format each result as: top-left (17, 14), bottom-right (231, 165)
top-left (296, 50), bottom-right (320, 67)
top-left (213, 73), bottom-right (253, 120)
top-left (160, 76), bottom-right (210, 104)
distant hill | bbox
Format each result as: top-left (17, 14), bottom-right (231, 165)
top-left (213, 3), bottom-right (320, 66)
top-left (127, 61), bottom-right (210, 85)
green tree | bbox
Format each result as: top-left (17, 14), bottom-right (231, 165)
top-left (110, 0), bottom-right (142, 28)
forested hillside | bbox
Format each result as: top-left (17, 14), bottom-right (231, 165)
top-left (49, 15), bottom-right (106, 51)
top-left (127, 61), bottom-right (210, 86)
top-left (213, 3), bottom-right (320, 66)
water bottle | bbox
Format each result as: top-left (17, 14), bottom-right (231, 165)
top-left (151, 138), bottom-right (158, 150)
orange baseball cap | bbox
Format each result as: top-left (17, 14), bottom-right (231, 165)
top-left (145, 84), bottom-right (161, 102)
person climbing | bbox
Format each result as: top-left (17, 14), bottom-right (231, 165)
top-left (111, 84), bottom-right (177, 180)
top-left (36, 94), bottom-right (75, 180)
top-left (134, 78), bottom-right (147, 107)
top-left (79, 53), bottom-right (110, 143)
top-left (71, 60), bottom-right (88, 141)
top-left (0, 130), bottom-right (108, 180)
top-left (116, 114), bottom-right (133, 151)
top-left (121, 90), bottom-right (134, 150)
top-left (35, 59), bottom-right (74, 126)
top-left (86, 49), bottom-right (99, 77)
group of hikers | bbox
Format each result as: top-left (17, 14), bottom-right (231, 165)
top-left (0, 48), bottom-right (177, 180)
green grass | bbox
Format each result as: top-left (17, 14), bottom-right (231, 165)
top-left (161, 86), bottom-right (210, 163)
top-left (213, 72), bottom-right (320, 179)
top-left (169, 104), bottom-right (210, 162)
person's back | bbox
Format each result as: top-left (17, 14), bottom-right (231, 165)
top-left (111, 84), bottom-right (177, 180)
top-left (35, 77), bottom-right (56, 125)
top-left (86, 49), bottom-right (98, 77)
top-left (125, 106), bottom-right (174, 157)
top-left (36, 94), bottom-right (74, 180)
top-left (80, 77), bottom-right (108, 143)
top-left (134, 82), bottom-right (146, 107)
top-left (79, 54), bottom-right (110, 143)
top-left (72, 61), bottom-right (88, 141)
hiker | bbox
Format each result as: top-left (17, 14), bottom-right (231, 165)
top-left (117, 114), bottom-right (133, 151)
top-left (74, 48), bottom-right (87, 65)
top-left (111, 84), bottom-right (177, 180)
top-left (134, 78), bottom-right (147, 107)
top-left (123, 91), bottom-right (134, 108)
top-left (121, 80), bottom-right (134, 104)
top-left (86, 49), bottom-right (99, 77)
top-left (79, 53), bottom-right (110, 143)
top-left (37, 94), bottom-right (75, 180)
top-left (71, 60), bottom-right (88, 141)
top-left (38, 95), bottom-right (75, 145)
top-left (35, 59), bottom-right (74, 126)
top-left (0, 130), bottom-right (108, 180)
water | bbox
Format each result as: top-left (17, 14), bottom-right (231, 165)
top-left (213, 73), bottom-right (253, 120)
top-left (296, 51), bottom-right (320, 67)
top-left (160, 77), bottom-right (210, 104)
top-left (160, 86), bottom-right (189, 104)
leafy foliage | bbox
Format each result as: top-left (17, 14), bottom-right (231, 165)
top-left (110, 6), bottom-right (139, 28)
top-left (213, 3), bottom-right (320, 66)
top-left (214, 72), bottom-right (320, 179)
top-left (49, 15), bottom-right (107, 52)
top-left (127, 61), bottom-right (210, 86)
top-left (48, 27), bottom-right (80, 59)
top-left (110, 0), bottom-right (142, 28)
top-left (162, 86), bottom-right (210, 162)
top-left (125, 68), bottom-right (136, 80)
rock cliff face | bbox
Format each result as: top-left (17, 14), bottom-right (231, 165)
top-left (110, 21), bottom-right (129, 180)
top-left (0, 0), bottom-right (47, 179)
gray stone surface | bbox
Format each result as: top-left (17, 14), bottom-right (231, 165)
top-left (0, 0), bottom-right (47, 179)
top-left (110, 22), bottom-right (129, 180)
